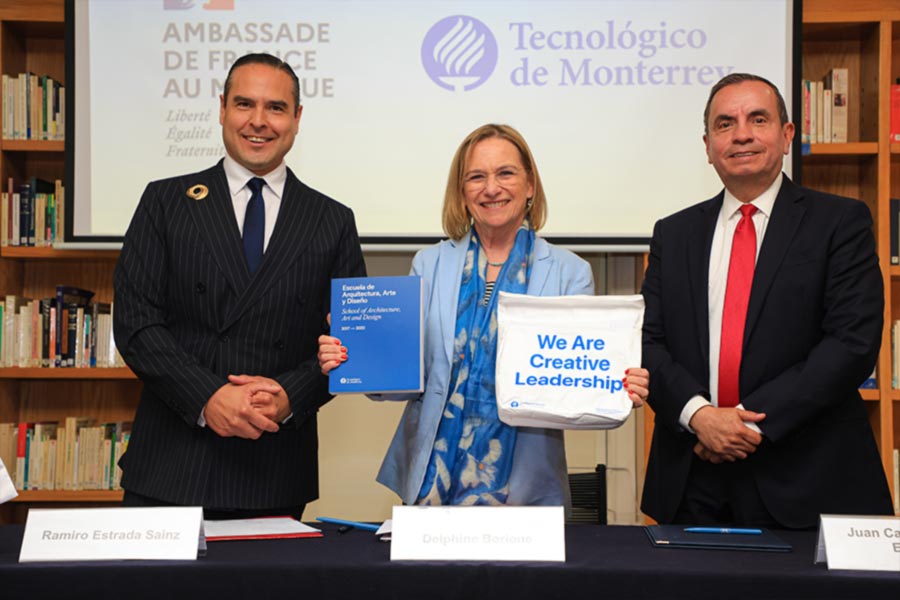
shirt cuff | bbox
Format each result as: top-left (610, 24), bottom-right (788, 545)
top-left (679, 395), bottom-right (711, 432)
top-left (737, 403), bottom-right (763, 434)
top-left (679, 398), bottom-right (764, 435)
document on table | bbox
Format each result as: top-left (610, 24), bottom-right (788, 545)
top-left (204, 517), bottom-right (323, 541)
top-left (644, 525), bottom-right (791, 552)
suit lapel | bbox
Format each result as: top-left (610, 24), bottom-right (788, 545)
top-left (221, 168), bottom-right (324, 331)
top-left (526, 237), bottom-right (552, 295)
top-left (690, 194), bottom-right (722, 362)
top-left (185, 161), bottom-right (248, 298)
top-left (437, 235), bottom-right (468, 366)
top-left (745, 177), bottom-right (805, 340)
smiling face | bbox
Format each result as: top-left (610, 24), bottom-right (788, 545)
top-left (462, 137), bottom-right (534, 241)
top-left (219, 63), bottom-right (302, 176)
top-left (703, 80), bottom-right (794, 202)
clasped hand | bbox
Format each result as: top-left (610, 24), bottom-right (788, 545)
top-left (690, 405), bottom-right (766, 464)
top-left (203, 374), bottom-right (290, 439)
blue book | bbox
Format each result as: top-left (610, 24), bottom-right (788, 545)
top-left (329, 275), bottom-right (423, 394)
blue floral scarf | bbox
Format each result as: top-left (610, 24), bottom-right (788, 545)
top-left (416, 224), bottom-right (534, 505)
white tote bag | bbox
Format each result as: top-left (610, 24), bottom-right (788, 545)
top-left (495, 292), bottom-right (644, 430)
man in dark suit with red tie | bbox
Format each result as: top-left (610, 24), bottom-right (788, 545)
top-left (114, 53), bottom-right (365, 518)
top-left (641, 73), bottom-right (893, 529)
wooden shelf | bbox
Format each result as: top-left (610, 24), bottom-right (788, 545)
top-left (0, 139), bottom-right (63, 152)
top-left (1, 247), bottom-right (120, 259)
top-left (10, 490), bottom-right (123, 503)
top-left (0, 367), bottom-right (135, 380)
top-left (800, 0), bottom-right (896, 505)
top-left (807, 142), bottom-right (879, 155)
top-left (860, 388), bottom-right (880, 401)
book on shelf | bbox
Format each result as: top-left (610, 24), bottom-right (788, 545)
top-left (815, 81), bottom-right (824, 144)
top-left (0, 423), bottom-right (16, 488)
top-left (822, 88), bottom-right (832, 143)
top-left (807, 79), bottom-right (818, 144)
top-left (801, 79), bottom-right (811, 144)
top-left (0, 190), bottom-right (6, 247)
top-left (2, 295), bottom-right (28, 368)
top-left (39, 298), bottom-right (54, 367)
top-left (55, 285), bottom-right (93, 367)
top-left (29, 422), bottom-right (58, 490)
top-left (892, 199), bottom-right (900, 266)
top-left (90, 303), bottom-right (112, 367)
top-left (15, 299), bottom-right (35, 367)
top-left (329, 275), bottom-right (424, 394)
top-left (0, 176), bottom-right (64, 247)
top-left (18, 181), bottom-right (31, 246)
top-left (0, 72), bottom-right (64, 141)
top-left (19, 177), bottom-right (56, 247)
top-left (893, 448), bottom-right (899, 515)
top-left (15, 421), bottom-right (32, 490)
top-left (802, 71), bottom-right (849, 145)
top-left (893, 321), bottom-right (900, 389)
top-left (0, 290), bottom-right (126, 370)
top-left (1, 418), bottom-right (132, 492)
top-left (892, 80), bottom-right (900, 143)
top-left (824, 68), bottom-right (848, 143)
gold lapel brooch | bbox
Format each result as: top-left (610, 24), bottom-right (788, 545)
top-left (187, 184), bottom-right (209, 201)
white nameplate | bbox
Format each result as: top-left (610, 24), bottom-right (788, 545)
top-left (815, 514), bottom-right (900, 572)
top-left (390, 505), bottom-right (565, 562)
top-left (19, 507), bottom-right (203, 562)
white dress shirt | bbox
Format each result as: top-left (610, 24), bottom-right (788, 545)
top-left (223, 154), bottom-right (287, 252)
top-left (678, 173), bottom-right (782, 432)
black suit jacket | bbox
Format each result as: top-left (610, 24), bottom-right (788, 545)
top-left (113, 161), bottom-right (365, 509)
top-left (641, 176), bottom-right (893, 528)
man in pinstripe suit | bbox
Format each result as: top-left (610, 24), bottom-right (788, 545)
top-left (113, 53), bottom-right (365, 518)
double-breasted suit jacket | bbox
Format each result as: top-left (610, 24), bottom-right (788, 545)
top-left (641, 175), bottom-right (893, 528)
top-left (114, 160), bottom-right (365, 509)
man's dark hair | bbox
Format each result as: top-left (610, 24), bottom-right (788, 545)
top-left (222, 53), bottom-right (300, 110)
top-left (703, 73), bottom-right (789, 134)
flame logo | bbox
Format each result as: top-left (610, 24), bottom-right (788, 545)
top-left (422, 15), bottom-right (498, 92)
top-left (433, 17), bottom-right (486, 77)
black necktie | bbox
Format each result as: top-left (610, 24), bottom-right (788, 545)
top-left (243, 177), bottom-right (265, 274)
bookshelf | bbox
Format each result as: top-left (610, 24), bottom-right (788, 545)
top-left (801, 0), bottom-right (899, 509)
top-left (0, 0), bottom-right (138, 524)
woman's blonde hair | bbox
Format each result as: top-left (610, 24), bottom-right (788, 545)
top-left (441, 123), bottom-right (547, 240)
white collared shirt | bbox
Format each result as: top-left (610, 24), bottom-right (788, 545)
top-left (222, 154), bottom-right (286, 252)
top-left (678, 173), bottom-right (782, 432)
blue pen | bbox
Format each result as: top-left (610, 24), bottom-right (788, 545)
top-left (684, 527), bottom-right (762, 535)
top-left (315, 516), bottom-right (381, 532)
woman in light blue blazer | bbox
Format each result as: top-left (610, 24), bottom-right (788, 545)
top-left (319, 124), bottom-right (649, 507)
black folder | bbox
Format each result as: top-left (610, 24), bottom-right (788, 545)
top-left (644, 525), bottom-right (792, 552)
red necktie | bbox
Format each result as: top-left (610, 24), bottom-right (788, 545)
top-left (718, 204), bottom-right (757, 408)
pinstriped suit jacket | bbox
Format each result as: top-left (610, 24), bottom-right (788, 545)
top-left (113, 160), bottom-right (365, 509)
